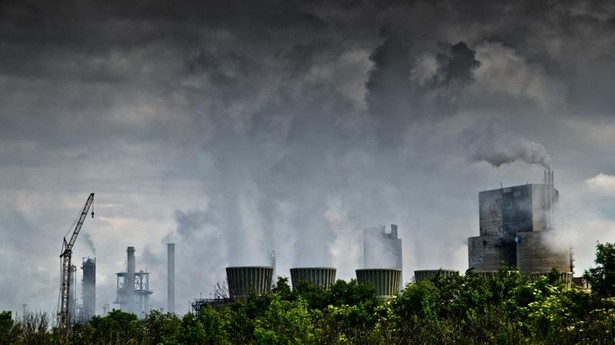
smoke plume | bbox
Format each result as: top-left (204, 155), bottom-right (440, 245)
top-left (463, 121), bottom-right (552, 169)
top-left (81, 232), bottom-right (96, 256)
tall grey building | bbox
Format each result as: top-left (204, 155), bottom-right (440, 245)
top-left (468, 171), bottom-right (572, 274)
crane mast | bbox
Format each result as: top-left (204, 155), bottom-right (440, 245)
top-left (58, 193), bottom-right (94, 329)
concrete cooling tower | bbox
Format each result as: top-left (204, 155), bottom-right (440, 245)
top-left (226, 266), bottom-right (273, 300)
top-left (355, 268), bottom-right (401, 297)
top-left (290, 267), bottom-right (336, 289)
top-left (414, 269), bottom-right (459, 282)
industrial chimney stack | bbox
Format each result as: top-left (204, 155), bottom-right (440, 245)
top-left (126, 246), bottom-right (136, 313)
top-left (167, 243), bottom-right (175, 314)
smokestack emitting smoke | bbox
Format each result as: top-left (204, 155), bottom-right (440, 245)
top-left (167, 243), bottom-right (175, 314)
top-left (464, 122), bottom-right (551, 169)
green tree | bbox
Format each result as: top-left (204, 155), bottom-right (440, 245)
top-left (142, 310), bottom-right (181, 344)
top-left (0, 311), bottom-right (18, 344)
top-left (253, 295), bottom-right (315, 345)
top-left (584, 242), bottom-right (615, 297)
top-left (177, 313), bottom-right (206, 345)
top-left (89, 309), bottom-right (141, 344)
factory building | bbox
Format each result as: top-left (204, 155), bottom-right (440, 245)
top-left (115, 246), bottom-right (153, 317)
top-left (468, 171), bottom-right (573, 274)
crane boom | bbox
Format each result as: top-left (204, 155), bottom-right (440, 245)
top-left (58, 193), bottom-right (94, 329)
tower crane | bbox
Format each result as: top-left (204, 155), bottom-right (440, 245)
top-left (58, 193), bottom-right (94, 329)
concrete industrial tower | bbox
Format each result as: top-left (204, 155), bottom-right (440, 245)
top-left (468, 171), bottom-right (572, 275)
top-left (81, 257), bottom-right (96, 321)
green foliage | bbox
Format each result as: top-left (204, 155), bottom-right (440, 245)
top-left (584, 242), bottom-right (615, 297)
top-left (253, 296), bottom-right (315, 345)
top-left (88, 309), bottom-right (141, 344)
top-left (142, 310), bottom-right (181, 344)
top-left (0, 311), bottom-right (18, 344)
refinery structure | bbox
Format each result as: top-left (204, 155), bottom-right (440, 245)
top-left (57, 170), bottom-right (583, 325)
top-left (114, 246), bottom-right (154, 317)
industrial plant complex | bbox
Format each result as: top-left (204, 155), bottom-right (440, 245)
top-left (59, 170), bottom-right (582, 322)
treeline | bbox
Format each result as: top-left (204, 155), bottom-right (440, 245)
top-left (3, 244), bottom-right (615, 344)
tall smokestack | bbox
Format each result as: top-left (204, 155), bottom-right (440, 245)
top-left (126, 246), bottom-right (136, 313)
top-left (167, 243), bottom-right (175, 314)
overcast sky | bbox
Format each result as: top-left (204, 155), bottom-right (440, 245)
top-left (1, 0), bottom-right (615, 317)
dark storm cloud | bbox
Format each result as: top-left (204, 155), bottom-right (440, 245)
top-left (1, 0), bottom-right (614, 314)
top-left (430, 42), bottom-right (480, 88)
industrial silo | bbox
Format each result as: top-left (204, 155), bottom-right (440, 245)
top-left (515, 232), bottom-right (571, 274)
top-left (414, 269), bottom-right (459, 282)
top-left (290, 267), bottom-right (336, 289)
top-left (81, 258), bottom-right (96, 321)
top-left (355, 269), bottom-right (401, 297)
top-left (226, 266), bottom-right (273, 300)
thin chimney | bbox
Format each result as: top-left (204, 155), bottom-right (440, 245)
top-left (167, 243), bottom-right (175, 313)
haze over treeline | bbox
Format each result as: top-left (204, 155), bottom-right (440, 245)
top-left (0, 0), bottom-right (614, 315)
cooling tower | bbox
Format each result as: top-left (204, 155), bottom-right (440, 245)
top-left (355, 268), bottom-right (401, 297)
top-left (515, 232), bottom-right (571, 274)
top-left (290, 267), bottom-right (336, 289)
top-left (414, 269), bottom-right (459, 282)
top-left (167, 243), bottom-right (175, 314)
top-left (81, 258), bottom-right (96, 320)
top-left (226, 266), bottom-right (273, 300)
